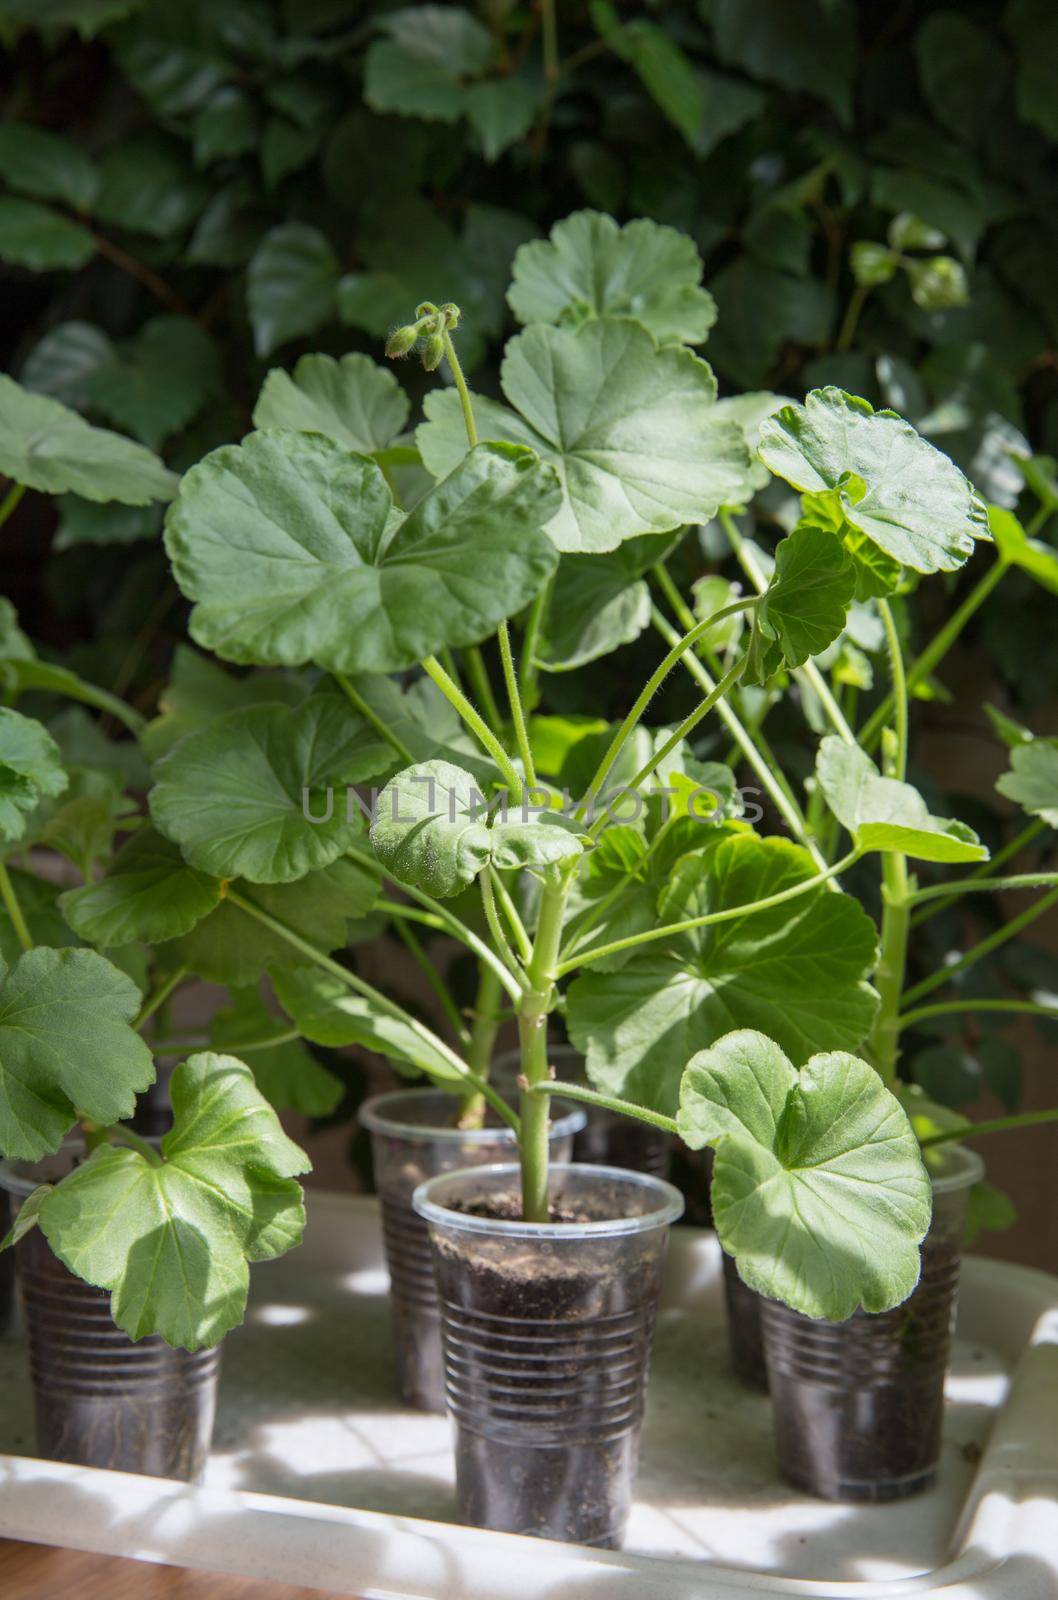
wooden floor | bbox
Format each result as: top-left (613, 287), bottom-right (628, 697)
top-left (0, 1539), bottom-right (361, 1599)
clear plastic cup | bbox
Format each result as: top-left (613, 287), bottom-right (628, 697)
top-left (414, 1161), bottom-right (683, 1547)
top-left (761, 1144), bottom-right (985, 1502)
top-left (361, 1088), bottom-right (585, 1412)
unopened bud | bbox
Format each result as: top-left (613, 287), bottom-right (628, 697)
top-left (421, 331), bottom-right (445, 371)
top-left (385, 324), bottom-right (418, 360)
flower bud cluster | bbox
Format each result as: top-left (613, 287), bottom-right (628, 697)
top-left (385, 301), bottom-right (461, 370)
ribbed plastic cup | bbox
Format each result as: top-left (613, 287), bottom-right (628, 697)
top-left (761, 1144), bottom-right (984, 1502)
top-left (721, 1250), bottom-right (767, 1390)
top-left (414, 1162), bottom-right (683, 1547)
top-left (361, 1089), bottom-right (585, 1413)
top-left (0, 1148), bottom-right (220, 1480)
top-left (494, 1045), bottom-right (672, 1178)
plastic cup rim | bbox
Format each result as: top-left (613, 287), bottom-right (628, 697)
top-left (360, 1088), bottom-right (585, 1145)
top-left (412, 1160), bottom-right (685, 1238)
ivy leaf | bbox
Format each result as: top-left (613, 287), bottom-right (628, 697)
top-left (273, 965), bottom-right (459, 1080)
top-left (0, 121), bottom-right (100, 209)
top-left (95, 138), bottom-right (208, 238)
top-left (208, 988), bottom-right (342, 1117)
top-left (989, 505), bottom-right (1058, 595)
top-left (364, 6), bottom-right (494, 123)
top-left (0, 708), bottom-right (68, 844)
top-left (537, 535), bottom-right (677, 672)
top-left (31, 1053), bottom-right (307, 1349)
top-left (0, 197), bottom-right (96, 271)
top-left (20, 321), bottom-right (114, 409)
top-left (418, 318), bottom-right (749, 554)
top-left (0, 376), bottom-right (178, 505)
top-left (247, 224), bottom-right (340, 358)
top-left (508, 211), bottom-right (717, 347)
top-left (677, 1030), bottom-right (930, 1319)
top-left (758, 388), bottom-right (988, 574)
top-left (0, 947), bottom-right (155, 1160)
top-left (84, 318), bottom-right (222, 450)
top-left (149, 695), bottom-right (391, 885)
top-left (164, 860), bottom-right (377, 988)
top-left (996, 739), bottom-right (1058, 827)
top-left (370, 759), bottom-right (584, 898)
top-left (711, 0), bottom-right (856, 125)
top-left (60, 828), bottom-right (222, 946)
top-left (465, 78), bottom-right (538, 162)
top-left (252, 352), bottom-right (409, 454)
top-left (817, 736), bottom-right (989, 862)
top-left (757, 526), bottom-right (856, 669)
top-left (165, 434), bottom-right (560, 674)
top-left (566, 833), bottom-right (879, 1116)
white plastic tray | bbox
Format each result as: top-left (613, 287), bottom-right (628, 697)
top-left (1, 1191), bottom-right (1056, 1597)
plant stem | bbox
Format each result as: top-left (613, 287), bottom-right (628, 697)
top-left (393, 918), bottom-right (470, 1046)
top-left (422, 656), bottom-right (523, 800)
top-left (520, 577), bottom-right (552, 710)
top-left (0, 482), bottom-right (27, 531)
top-left (650, 606), bottom-right (830, 872)
top-left (557, 849), bottom-right (861, 976)
top-left (902, 886), bottom-right (1058, 1008)
top-left (836, 281), bottom-right (871, 352)
top-left (498, 622), bottom-right (536, 787)
top-left (720, 509), bottom-right (855, 744)
top-left (334, 673), bottom-right (414, 764)
top-left (480, 871), bottom-right (527, 986)
top-left (490, 867), bottom-right (533, 964)
top-left (0, 862), bottom-right (33, 952)
top-left (442, 327), bottom-right (478, 449)
top-left (534, 1079), bottom-right (678, 1135)
top-left (908, 872), bottom-right (1058, 907)
top-left (579, 597), bottom-right (760, 819)
top-left (859, 558), bottom-right (1009, 753)
top-left (920, 1108), bottom-right (1058, 1149)
top-left (517, 869), bottom-right (571, 1221)
top-left (899, 998), bottom-right (1058, 1032)
top-left (866, 602), bottom-right (911, 1087)
top-left (460, 962), bottom-right (503, 1128)
top-left (227, 888), bottom-right (520, 1133)
top-left (109, 1125), bottom-right (163, 1165)
top-left (910, 819), bottom-right (1049, 926)
top-left (878, 600), bottom-right (908, 779)
top-left (135, 965), bottom-right (188, 1031)
top-left (90, 229), bottom-right (192, 317)
top-left (464, 646), bottom-right (504, 737)
top-left (540, 0), bottom-right (559, 80)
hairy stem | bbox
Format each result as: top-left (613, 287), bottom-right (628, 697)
top-left (460, 962), bottom-right (503, 1128)
top-left (921, 1108), bottom-right (1058, 1148)
top-left (135, 966), bottom-right (188, 1031)
top-left (0, 482), bottom-right (27, 531)
top-left (518, 870), bottom-right (571, 1221)
top-left (910, 818), bottom-right (1048, 926)
top-left (902, 886), bottom-right (1058, 1008)
top-left (899, 998), bottom-right (1058, 1032)
top-left (0, 862), bottom-right (33, 952)
top-left (422, 655), bottom-right (523, 800)
top-left (334, 673), bottom-right (413, 763)
top-left (534, 1079), bottom-right (678, 1135)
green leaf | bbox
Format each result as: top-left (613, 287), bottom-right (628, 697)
top-left (711, 391), bottom-right (789, 502)
top-left (536, 535), bottom-right (673, 672)
top-left (192, 87), bottom-right (260, 166)
top-left (60, 827), bottom-right (222, 946)
top-left (989, 505), bottom-right (1058, 595)
top-left (0, 121), bottom-right (99, 209)
top-left (566, 833), bottom-right (879, 1116)
top-left (85, 318), bottom-right (221, 450)
top-left (985, 702), bottom-right (1034, 751)
top-left (54, 497), bottom-right (162, 551)
top-left (165, 434), bottom-right (560, 674)
top-left (418, 318), bottom-right (749, 554)
top-left (273, 964), bottom-right (458, 1079)
top-left (370, 759), bottom-right (584, 898)
top-left (208, 987), bottom-right (341, 1117)
top-left (1006, 0), bottom-right (1058, 142)
top-left (364, 6), bottom-right (493, 123)
top-left (0, 708), bottom-right (68, 843)
top-left (0, 658), bottom-right (145, 738)
top-left (757, 526), bottom-right (856, 669)
top-left (0, 0), bottom-right (140, 35)
top-left (710, 0), bottom-right (856, 124)
top-left (149, 694), bottom-right (391, 885)
top-left (817, 736), bottom-right (989, 862)
top-left (139, 646), bottom-right (306, 765)
top-left (0, 376), bottom-right (178, 505)
top-left (0, 197), bottom-right (96, 271)
top-left (95, 138), bottom-right (208, 239)
top-left (0, 599), bottom-right (34, 663)
top-left (21, 322), bottom-right (114, 409)
top-left (261, 117), bottom-right (320, 189)
top-left (247, 224), bottom-right (340, 358)
top-left (996, 739), bottom-right (1058, 827)
top-left (165, 860), bottom-right (377, 987)
top-left (915, 12), bottom-right (1005, 145)
top-left (0, 947), bottom-right (154, 1161)
top-left (465, 78), bottom-right (538, 162)
top-left (34, 1052), bottom-right (307, 1348)
top-left (0, 870), bottom-right (78, 966)
top-left (758, 387), bottom-right (988, 574)
top-left (252, 352), bottom-right (409, 454)
top-left (705, 258), bottom-right (835, 390)
top-left (508, 211), bottom-right (716, 347)
top-left (678, 1030), bottom-right (930, 1319)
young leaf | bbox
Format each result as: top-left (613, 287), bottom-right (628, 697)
top-left (252, 352), bottom-right (410, 454)
top-left (0, 947), bottom-right (155, 1160)
top-left (33, 1053), bottom-right (308, 1349)
top-left (465, 78), bottom-right (538, 162)
top-left (60, 828), bottom-right (222, 946)
top-left (418, 318), bottom-right (749, 554)
top-left (0, 708), bottom-right (68, 843)
top-left (208, 987), bottom-right (342, 1117)
top-left (989, 505), bottom-right (1058, 595)
top-left (566, 833), bottom-right (879, 1115)
top-left (247, 224), bottom-right (340, 358)
top-left (757, 526), bottom-right (856, 668)
top-left (165, 434), bottom-right (560, 674)
top-left (996, 738), bottom-right (1058, 827)
top-left (508, 211), bottom-right (717, 347)
top-left (370, 759), bottom-right (584, 898)
top-left (273, 965), bottom-right (459, 1080)
top-left (758, 387), bottom-right (989, 574)
top-left (149, 696), bottom-right (391, 885)
top-left (0, 376), bottom-right (178, 505)
top-left (678, 1030), bottom-right (931, 1319)
top-left (817, 736), bottom-right (989, 862)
